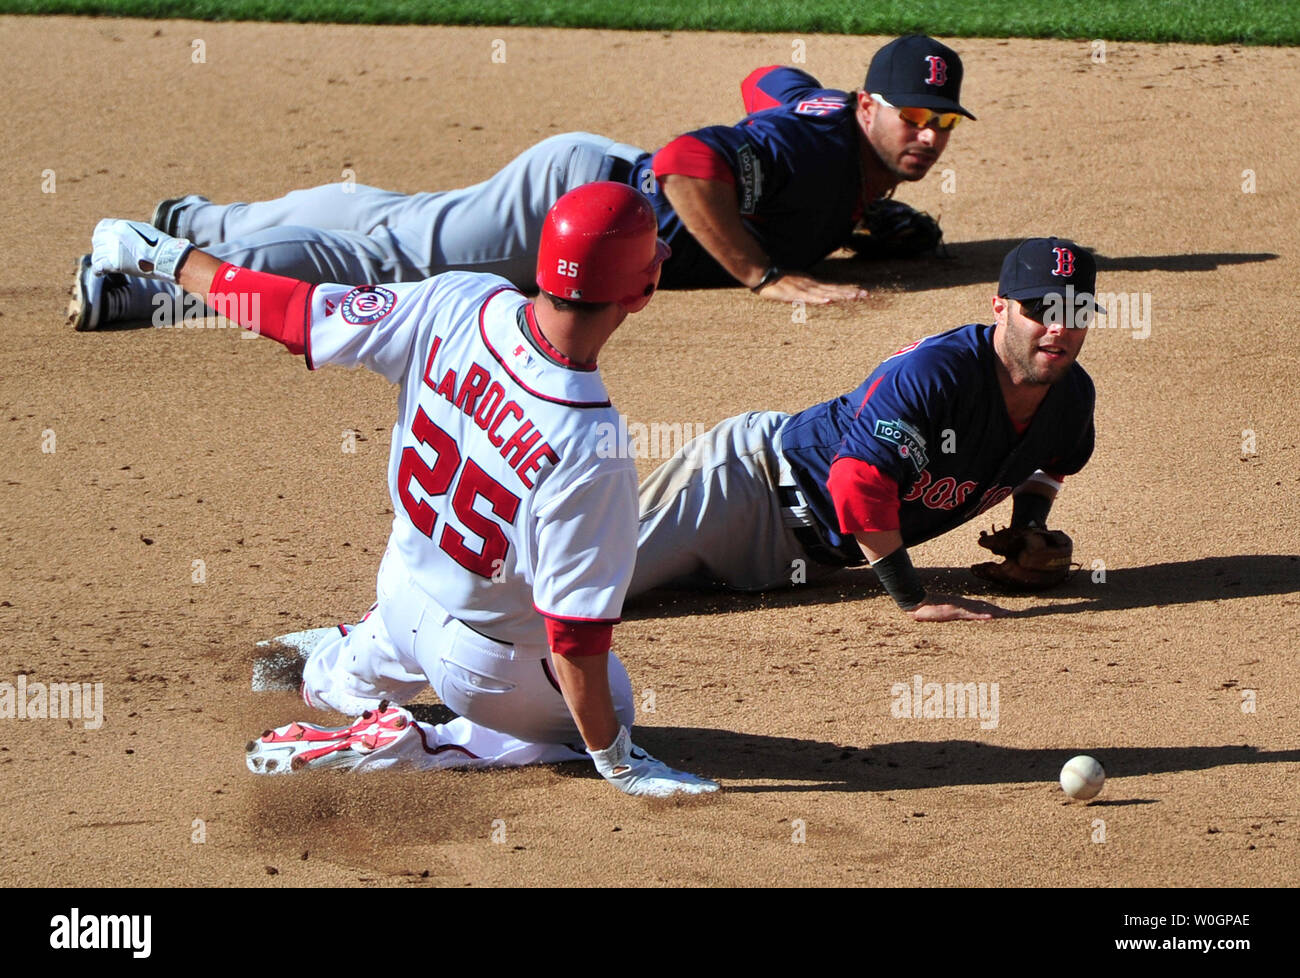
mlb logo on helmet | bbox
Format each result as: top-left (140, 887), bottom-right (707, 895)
top-left (865, 35), bottom-right (976, 120)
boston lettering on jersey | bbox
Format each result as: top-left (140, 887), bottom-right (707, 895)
top-left (779, 323), bottom-right (1095, 554)
top-left (418, 334), bottom-right (560, 490)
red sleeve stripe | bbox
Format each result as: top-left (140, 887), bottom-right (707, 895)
top-left (740, 66), bottom-right (783, 113)
top-left (853, 376), bottom-right (885, 418)
top-left (652, 135), bottom-right (735, 185)
top-left (545, 618), bottom-right (614, 658)
top-left (827, 457), bottom-right (901, 534)
top-left (207, 262), bottom-right (313, 357)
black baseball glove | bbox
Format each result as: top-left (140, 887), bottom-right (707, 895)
top-left (846, 199), bottom-right (944, 260)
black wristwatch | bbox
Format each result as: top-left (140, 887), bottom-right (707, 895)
top-left (751, 266), bottom-right (785, 293)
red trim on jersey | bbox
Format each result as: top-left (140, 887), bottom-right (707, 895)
top-left (304, 295), bottom-right (315, 370)
top-left (544, 617), bottom-right (614, 659)
top-left (740, 66), bottom-right (784, 113)
top-left (477, 289), bottom-right (612, 408)
top-left (853, 375), bottom-right (886, 418)
top-left (1009, 416), bottom-right (1031, 436)
top-left (1044, 472), bottom-right (1066, 483)
top-left (207, 262), bottom-right (314, 358)
top-left (525, 302), bottom-right (597, 371)
top-left (652, 135), bottom-right (736, 185)
top-left (828, 457), bottom-right (901, 534)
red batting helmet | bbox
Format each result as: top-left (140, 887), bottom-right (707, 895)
top-left (536, 182), bottom-right (671, 314)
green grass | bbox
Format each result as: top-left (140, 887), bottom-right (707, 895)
top-left (2, 0), bottom-right (1296, 45)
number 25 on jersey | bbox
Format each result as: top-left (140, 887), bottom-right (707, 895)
top-left (397, 406), bottom-right (521, 578)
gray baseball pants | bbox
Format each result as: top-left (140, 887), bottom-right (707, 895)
top-left (631, 411), bottom-right (838, 595)
top-left (135, 132), bottom-right (645, 317)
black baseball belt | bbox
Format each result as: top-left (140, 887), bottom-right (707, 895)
top-left (777, 485), bottom-right (865, 568)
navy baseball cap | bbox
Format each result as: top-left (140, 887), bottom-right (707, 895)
top-left (999, 237), bottom-right (1105, 315)
top-left (865, 35), bottom-right (975, 120)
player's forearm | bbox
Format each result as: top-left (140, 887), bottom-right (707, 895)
top-left (855, 530), bottom-right (927, 611)
top-left (853, 528), bottom-right (903, 563)
top-left (175, 248), bottom-right (222, 296)
top-left (660, 173), bottom-right (771, 288)
top-left (549, 651), bottom-right (621, 751)
top-left (855, 529), bottom-right (1004, 621)
top-left (1011, 476), bottom-right (1060, 527)
top-left (175, 249), bottom-right (313, 355)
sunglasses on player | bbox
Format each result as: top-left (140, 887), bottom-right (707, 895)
top-left (1018, 296), bottom-right (1094, 328)
top-left (871, 94), bottom-right (962, 130)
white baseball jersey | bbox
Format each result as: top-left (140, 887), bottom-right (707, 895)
top-left (304, 272), bottom-right (638, 655)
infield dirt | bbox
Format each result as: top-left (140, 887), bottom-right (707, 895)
top-left (1, 17), bottom-right (1297, 886)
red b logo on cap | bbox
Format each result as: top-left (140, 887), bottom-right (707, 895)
top-left (1052, 247), bottom-right (1076, 277)
top-left (925, 56), bottom-right (948, 86)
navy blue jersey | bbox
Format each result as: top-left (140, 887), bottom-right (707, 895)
top-left (641, 68), bottom-right (865, 287)
top-left (779, 324), bottom-right (1095, 554)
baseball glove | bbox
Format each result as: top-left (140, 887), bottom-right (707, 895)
top-left (846, 199), bottom-right (944, 260)
top-left (970, 525), bottom-right (1073, 592)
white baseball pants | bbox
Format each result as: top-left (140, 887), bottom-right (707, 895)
top-left (301, 546), bottom-right (636, 769)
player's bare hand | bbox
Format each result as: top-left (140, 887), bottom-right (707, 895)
top-left (909, 593), bottom-right (1008, 622)
top-left (755, 272), bottom-right (869, 305)
top-left (589, 725), bottom-right (719, 797)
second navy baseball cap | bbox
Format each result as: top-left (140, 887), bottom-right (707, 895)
top-left (999, 237), bottom-right (1106, 315)
top-left (865, 35), bottom-right (976, 120)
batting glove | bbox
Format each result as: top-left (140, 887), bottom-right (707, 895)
top-left (589, 725), bottom-right (719, 798)
top-left (90, 218), bottom-right (193, 284)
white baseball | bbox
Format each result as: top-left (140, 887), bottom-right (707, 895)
top-left (1060, 755), bottom-right (1105, 800)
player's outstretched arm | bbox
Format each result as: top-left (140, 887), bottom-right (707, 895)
top-left (90, 218), bottom-right (314, 354)
top-left (660, 174), bottom-right (868, 303)
top-left (550, 648), bottom-right (719, 798)
top-left (855, 529), bottom-right (1007, 622)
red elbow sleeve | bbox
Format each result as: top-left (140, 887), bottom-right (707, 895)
top-left (544, 618), bottom-right (614, 658)
top-left (206, 263), bottom-right (314, 355)
top-left (827, 457), bottom-right (901, 534)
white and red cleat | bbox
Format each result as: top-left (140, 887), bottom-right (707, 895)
top-left (245, 702), bottom-right (419, 774)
